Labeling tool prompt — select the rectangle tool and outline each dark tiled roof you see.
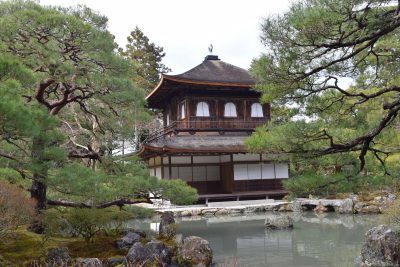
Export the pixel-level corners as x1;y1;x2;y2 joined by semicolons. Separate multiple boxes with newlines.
164;55;255;85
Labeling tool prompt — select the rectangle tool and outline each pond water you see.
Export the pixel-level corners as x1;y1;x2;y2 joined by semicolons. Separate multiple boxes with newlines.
132;212;379;267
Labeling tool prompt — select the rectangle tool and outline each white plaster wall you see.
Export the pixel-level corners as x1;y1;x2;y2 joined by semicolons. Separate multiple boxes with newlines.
234;164;248;180
262;164;275;179
275;163;289;178
171;156;191;164
193;156;220;164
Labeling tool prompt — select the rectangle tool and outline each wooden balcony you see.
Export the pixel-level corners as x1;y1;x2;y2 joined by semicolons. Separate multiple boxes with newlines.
145;116;267;142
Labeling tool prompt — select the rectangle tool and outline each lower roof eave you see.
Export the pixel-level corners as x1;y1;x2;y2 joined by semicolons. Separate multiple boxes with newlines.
137;144;248;159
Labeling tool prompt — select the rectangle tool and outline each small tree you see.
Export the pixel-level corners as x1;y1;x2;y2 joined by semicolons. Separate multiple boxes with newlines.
0;180;36;237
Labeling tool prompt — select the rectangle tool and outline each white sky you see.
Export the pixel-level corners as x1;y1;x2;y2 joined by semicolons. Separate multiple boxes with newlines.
38;0;291;74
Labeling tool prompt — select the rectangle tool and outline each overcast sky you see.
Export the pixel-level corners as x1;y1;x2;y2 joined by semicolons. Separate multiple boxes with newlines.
39;0;291;74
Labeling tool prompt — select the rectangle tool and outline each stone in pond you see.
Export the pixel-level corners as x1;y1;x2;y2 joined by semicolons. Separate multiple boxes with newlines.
159;211;176;238
265;215;293;229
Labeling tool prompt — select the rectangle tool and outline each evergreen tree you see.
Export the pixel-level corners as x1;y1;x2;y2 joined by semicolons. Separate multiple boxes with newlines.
0;1;197;232
120;26;171;90
249;0;400;175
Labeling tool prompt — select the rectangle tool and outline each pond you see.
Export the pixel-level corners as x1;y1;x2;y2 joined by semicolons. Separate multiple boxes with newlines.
132;212;379;267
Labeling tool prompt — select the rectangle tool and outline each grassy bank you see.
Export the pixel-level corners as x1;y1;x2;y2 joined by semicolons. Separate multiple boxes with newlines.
0;228;126;265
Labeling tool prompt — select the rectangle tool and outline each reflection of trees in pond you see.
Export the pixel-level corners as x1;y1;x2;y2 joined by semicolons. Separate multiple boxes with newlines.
175;212;377;267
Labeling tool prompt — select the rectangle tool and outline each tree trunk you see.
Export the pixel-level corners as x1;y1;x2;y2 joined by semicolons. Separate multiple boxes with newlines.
29;137;48;233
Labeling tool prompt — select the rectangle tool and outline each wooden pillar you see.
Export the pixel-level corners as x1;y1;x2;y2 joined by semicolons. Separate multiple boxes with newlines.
168;155;172;179
244;100;247;121
161;156;164;179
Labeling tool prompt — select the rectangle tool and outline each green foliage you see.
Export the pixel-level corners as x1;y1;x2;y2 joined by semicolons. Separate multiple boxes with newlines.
47;158;197;206
381;198;400;233
120;26;171;90
284;174;400;198
124;205;155;219
63;208;115;243
159;179;198;205
250;0;400;175
0;1;197;215
44;207;139;243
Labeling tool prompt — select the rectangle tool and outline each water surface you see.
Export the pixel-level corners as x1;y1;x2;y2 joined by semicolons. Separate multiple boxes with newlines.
134;212;378;267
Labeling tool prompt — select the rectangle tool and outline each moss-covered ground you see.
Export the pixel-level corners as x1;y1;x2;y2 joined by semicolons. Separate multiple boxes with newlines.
0;228;125;266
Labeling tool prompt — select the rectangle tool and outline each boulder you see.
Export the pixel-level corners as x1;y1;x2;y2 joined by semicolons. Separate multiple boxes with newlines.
47;247;71;267
360;205;381;214
126;240;173;266
103;257;126;267
201;209;218;216
338;198;354;214
265;215;293;229
388;193;396;201
279;203;293;212
313;204;328;213
126;242;152;265
360;225;400;266
146;240;172;264
178;236;213;266
355;202;366;212
133;230;147;238
292;200;302;212
180;210;192;217
159;211;176;238
116;232;141;250
214;208;229;216
75;258;102;267
175;234;183;247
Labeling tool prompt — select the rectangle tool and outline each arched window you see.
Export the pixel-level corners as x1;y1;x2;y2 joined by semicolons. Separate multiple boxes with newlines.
196;101;210;117
179;102;186;119
224;102;237;117
251;103;263;117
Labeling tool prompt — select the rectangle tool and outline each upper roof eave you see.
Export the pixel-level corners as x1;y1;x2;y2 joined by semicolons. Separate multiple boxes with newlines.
145;74;255;102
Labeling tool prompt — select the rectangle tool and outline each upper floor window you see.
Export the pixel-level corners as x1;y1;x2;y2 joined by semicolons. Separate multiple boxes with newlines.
251;103;263;118
179;102;186;119
224;102;237;117
196;101;210;117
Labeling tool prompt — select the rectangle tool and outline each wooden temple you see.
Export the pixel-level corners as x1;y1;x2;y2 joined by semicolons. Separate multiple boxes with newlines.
138;55;289;201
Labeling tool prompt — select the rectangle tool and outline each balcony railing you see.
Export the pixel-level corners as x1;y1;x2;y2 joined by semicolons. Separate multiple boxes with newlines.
144;116;267;143
176;116;266;130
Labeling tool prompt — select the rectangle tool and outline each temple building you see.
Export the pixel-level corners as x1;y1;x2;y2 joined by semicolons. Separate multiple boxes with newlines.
138;55;289;201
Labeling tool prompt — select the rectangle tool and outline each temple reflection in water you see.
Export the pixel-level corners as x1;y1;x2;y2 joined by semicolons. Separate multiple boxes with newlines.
172;213;377;267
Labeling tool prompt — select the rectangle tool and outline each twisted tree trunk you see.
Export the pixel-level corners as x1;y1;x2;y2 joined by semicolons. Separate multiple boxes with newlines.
28;137;48;233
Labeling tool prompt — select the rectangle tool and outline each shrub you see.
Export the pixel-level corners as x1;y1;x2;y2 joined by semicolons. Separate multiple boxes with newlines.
0;180;36;238
44;207;142;242
124;205;155;219
283;174;400;198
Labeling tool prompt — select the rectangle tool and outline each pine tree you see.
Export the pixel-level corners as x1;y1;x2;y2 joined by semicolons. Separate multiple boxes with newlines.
120;26;171;91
